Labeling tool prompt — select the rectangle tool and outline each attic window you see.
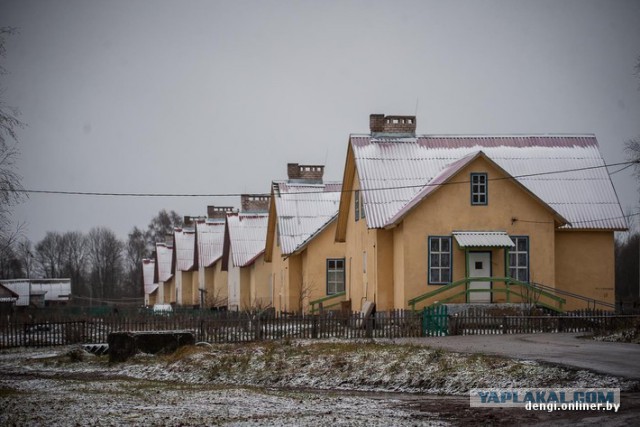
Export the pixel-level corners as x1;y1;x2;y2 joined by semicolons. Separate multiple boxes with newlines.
471;173;488;205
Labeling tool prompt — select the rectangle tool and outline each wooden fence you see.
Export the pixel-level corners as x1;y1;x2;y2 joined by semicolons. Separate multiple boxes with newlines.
0;310;422;348
1;309;638;349
449;311;640;335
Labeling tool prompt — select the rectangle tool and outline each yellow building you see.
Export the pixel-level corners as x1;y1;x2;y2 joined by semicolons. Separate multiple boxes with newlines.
264;163;345;314
196;206;234;309
222;195;271;311
154;241;175;304
172;225;198;307
142;258;158;306
335;114;626;312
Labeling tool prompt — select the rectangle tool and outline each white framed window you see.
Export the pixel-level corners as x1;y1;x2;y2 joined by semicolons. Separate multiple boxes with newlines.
471;173;488;205
326;258;345;295
428;236;452;284
509;236;529;282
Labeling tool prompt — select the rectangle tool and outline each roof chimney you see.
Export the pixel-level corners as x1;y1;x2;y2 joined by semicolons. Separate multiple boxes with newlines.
369;113;416;137
165;233;174;246
207;205;235;221
240;194;270;213
286;163;325;184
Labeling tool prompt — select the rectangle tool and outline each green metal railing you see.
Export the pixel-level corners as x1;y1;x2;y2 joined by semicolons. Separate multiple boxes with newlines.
309;291;346;314
407;277;566;312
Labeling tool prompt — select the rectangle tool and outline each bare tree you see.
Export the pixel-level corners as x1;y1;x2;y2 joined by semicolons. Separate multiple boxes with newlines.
0;240;22;278
205;287;227;309
615;231;640;306
87;227;124;300
145;209;183;248
626;56;640;199
61;231;89;297
626;137;640;192
125;226;147;298
15;237;34;278
35;231;66;278
297;280;316;314
0;27;26;254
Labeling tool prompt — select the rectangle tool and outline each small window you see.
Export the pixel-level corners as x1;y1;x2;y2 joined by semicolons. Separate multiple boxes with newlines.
509;236;529;282
471;173;488;205
355;190;365;221
428;236;452;285
327;258;345;295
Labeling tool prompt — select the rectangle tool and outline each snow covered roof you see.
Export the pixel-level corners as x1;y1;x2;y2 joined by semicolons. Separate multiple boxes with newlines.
196;219;225;268
272;181;342;256
349;135;626;230
452;231;516;248
154;243;173;282
174;228;196;271
225;213;268;267
142;259;158;295
0;279;71;306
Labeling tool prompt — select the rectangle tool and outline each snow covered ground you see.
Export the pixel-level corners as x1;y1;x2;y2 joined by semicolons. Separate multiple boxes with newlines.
1;340;639;426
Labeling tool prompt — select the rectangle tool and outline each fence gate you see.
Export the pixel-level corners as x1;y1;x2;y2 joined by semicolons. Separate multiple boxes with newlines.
422;306;448;336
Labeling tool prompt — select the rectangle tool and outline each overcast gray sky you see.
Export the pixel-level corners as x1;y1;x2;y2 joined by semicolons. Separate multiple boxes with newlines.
1;0;639;244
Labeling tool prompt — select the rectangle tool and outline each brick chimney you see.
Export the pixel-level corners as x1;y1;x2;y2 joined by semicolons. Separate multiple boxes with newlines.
286;163;325;183
165;233;174;246
369;113;416;137
207;206;235;221
182;216;206;228
240;194;270;213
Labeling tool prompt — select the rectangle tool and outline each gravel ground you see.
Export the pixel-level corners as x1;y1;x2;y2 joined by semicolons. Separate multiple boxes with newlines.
1;341;639;426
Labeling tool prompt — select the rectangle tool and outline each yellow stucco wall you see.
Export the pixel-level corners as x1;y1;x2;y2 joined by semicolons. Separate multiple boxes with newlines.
555;231;615;310
163;277;176;304
210;261;228;308
250;253;272;309
375;228;395;310
393;223;405;310
400;156;557;309
342;156;564;311
343;170;379;312
180;271;194;306
269;235;289;313
238;267;251;310
299;220;346;313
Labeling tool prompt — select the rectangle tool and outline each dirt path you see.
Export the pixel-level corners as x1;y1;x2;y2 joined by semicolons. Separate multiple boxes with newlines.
396;333;640;380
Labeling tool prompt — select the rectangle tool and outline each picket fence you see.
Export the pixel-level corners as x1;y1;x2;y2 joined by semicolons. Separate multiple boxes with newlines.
0;310;422;348
0;309;638;349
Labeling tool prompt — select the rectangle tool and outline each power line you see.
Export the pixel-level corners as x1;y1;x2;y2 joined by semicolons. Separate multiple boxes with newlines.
10;160;639;198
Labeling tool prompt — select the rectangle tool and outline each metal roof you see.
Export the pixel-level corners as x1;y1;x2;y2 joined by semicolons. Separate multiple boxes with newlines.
142;259;157;295
155;243;173;282
226;213;268;267
0;279;71;306
196;219;225;268
174;228;196;271
453;231;516;248
351;135;626;230
273;181;342;255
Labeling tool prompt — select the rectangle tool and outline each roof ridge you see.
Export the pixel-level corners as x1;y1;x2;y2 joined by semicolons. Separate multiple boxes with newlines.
351;133;596;138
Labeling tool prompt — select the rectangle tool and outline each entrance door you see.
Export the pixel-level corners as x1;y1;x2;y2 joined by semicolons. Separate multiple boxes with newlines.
468;252;491;303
